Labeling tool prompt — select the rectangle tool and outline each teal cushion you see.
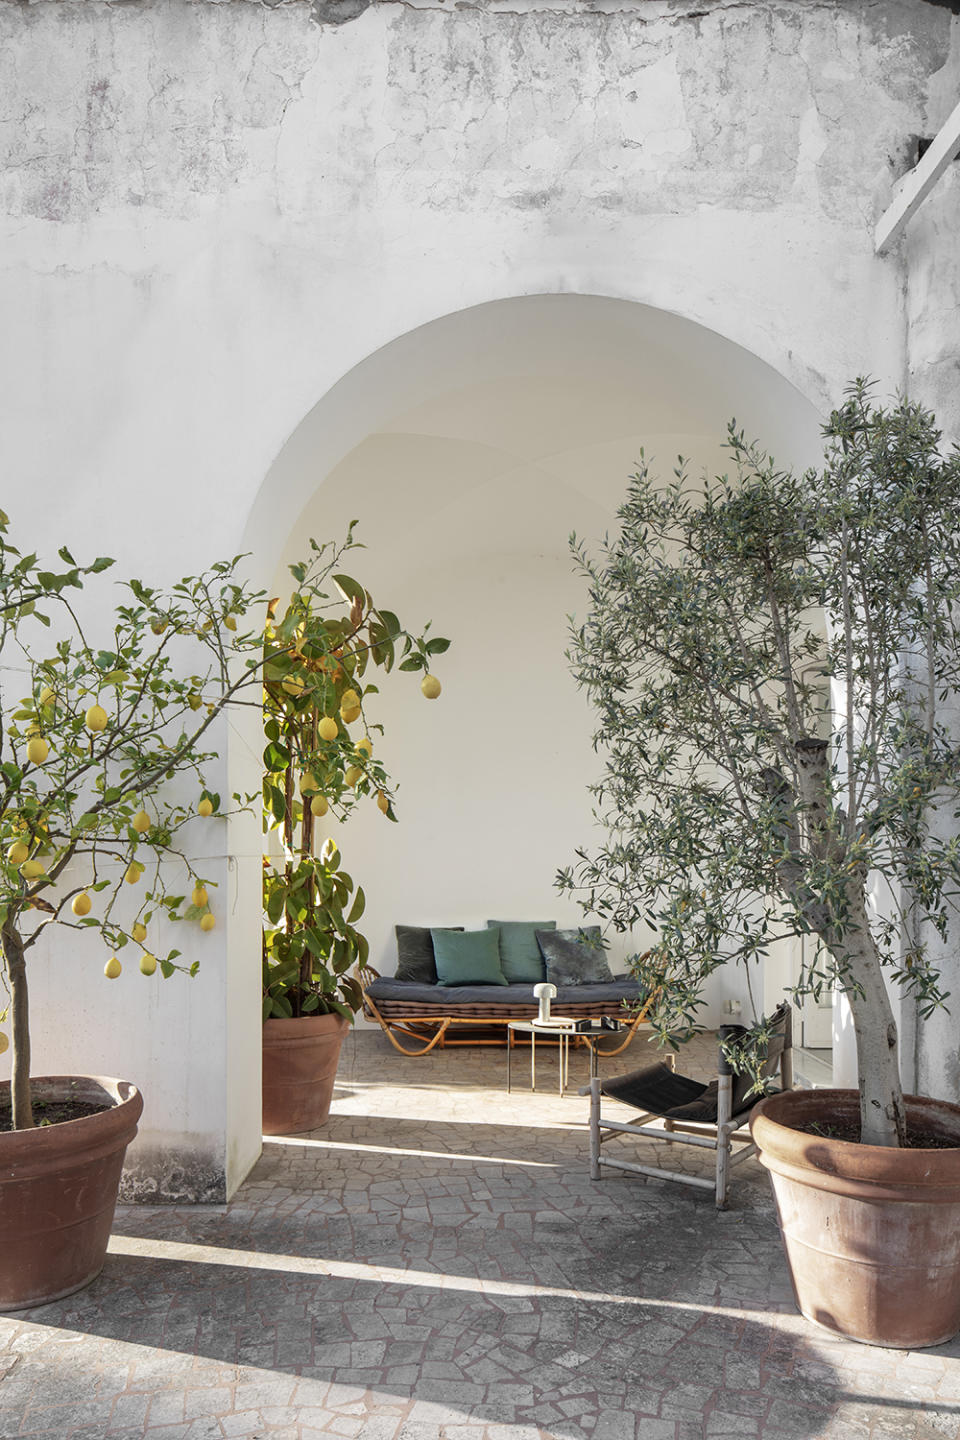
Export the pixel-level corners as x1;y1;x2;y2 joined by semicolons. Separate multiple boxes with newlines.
486;919;555;983
431;927;508;986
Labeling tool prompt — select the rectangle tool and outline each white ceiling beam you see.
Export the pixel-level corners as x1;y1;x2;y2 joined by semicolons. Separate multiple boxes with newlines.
875;96;960;254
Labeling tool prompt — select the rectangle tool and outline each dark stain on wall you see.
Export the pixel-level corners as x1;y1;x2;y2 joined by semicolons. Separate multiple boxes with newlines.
121;1148;227;1204
310;0;372;25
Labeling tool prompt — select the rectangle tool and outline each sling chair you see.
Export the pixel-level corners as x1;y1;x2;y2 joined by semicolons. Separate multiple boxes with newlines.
581;1002;793;1208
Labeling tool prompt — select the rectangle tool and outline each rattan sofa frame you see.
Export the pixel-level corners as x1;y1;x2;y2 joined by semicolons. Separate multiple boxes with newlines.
360;960;656;1058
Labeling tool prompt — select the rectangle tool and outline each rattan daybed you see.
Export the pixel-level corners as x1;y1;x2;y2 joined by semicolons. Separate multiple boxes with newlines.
360;966;654;1057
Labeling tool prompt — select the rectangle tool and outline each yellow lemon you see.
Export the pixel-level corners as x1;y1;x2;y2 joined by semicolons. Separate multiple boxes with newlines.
282;674;305;697
345;765;363;789
132;810;151;834
20;858;45;880
125;863;143;885
339;705;361;726
377;791;390;815
318;716;339;742
197;798;214;817
192;885;208;908
132;922;148;943
300;771;318;794
104;956;122;979
26;736;49;765
39;686;56;707
139;952;157;976
85;703;108;732
6;841;28;866
356;736;373;759
421;675;442;700
340;689;360;712
200;912;216;932
0;1031;7;1056
310;794;329;817
71;892;92;917
187;692;203;711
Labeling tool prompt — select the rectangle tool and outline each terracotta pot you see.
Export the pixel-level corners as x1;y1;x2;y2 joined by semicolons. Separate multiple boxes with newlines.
262;1012;349;1135
751;1088;960;1348
0;1075;143;1312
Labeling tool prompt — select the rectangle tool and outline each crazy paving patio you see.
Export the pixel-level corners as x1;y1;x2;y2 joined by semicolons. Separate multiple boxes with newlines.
1;1031;959;1440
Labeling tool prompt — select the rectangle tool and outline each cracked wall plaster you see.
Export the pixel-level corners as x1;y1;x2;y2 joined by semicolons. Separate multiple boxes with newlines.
0;1;951;225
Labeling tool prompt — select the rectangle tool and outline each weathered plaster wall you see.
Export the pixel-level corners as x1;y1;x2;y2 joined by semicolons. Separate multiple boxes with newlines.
900;48;960;1102
0;0;957;1192
1;0;943;563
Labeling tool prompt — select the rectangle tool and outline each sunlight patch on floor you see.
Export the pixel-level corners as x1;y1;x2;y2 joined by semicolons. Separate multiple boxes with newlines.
107;1234;802;1330
262;1135;560;1166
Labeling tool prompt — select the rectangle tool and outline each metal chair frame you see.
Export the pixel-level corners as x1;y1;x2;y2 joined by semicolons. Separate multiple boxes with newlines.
582;1006;793;1208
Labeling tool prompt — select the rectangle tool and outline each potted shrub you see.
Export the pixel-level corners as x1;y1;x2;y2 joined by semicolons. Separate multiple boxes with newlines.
0;513;443;1307
560;382;960;1347
260;545;448;1134
0;512;277;1308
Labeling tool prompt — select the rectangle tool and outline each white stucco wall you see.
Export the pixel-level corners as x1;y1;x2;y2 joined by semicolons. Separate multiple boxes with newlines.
900;67;960;1102
1;0;957;1194
267;294;822;1033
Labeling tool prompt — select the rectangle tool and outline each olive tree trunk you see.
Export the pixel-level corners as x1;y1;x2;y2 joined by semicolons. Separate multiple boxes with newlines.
824;896;906;1148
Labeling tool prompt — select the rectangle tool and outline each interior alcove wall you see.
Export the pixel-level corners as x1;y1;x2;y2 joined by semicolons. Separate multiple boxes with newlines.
253;295;824;1030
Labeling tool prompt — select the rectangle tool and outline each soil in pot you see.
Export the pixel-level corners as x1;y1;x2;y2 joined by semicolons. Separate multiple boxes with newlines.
1;1096;112;1130
796;1116;959;1147
751;1089;960;1349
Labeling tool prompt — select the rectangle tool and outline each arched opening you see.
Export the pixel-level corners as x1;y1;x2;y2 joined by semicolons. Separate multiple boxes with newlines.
234;294;827;1162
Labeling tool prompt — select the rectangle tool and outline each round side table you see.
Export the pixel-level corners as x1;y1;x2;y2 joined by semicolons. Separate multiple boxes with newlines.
506;1020;599;1096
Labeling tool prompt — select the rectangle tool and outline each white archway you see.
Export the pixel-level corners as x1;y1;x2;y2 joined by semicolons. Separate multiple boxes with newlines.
228;296;825;1121
244;295;824;582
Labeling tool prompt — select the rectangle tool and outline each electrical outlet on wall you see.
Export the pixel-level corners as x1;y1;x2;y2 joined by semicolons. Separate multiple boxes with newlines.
723;998;743;1016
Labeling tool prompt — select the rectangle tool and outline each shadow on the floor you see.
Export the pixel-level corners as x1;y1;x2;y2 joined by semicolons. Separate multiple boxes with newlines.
8;1249;885;1439
8;1024;960;1440
253;1111;773;1213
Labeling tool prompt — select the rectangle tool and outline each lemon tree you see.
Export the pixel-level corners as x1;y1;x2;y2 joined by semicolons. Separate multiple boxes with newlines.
0;512;446;1131
261;532;449;1022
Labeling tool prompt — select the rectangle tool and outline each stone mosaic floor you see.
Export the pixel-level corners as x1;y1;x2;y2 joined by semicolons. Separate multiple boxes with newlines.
2;1029;960;1440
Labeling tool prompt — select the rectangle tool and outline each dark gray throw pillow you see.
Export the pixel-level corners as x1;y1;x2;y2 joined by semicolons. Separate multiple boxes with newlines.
395;925;464;984
535;927;614;986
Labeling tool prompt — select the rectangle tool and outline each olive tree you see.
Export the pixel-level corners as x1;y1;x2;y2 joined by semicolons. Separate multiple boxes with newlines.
560;383;960;1147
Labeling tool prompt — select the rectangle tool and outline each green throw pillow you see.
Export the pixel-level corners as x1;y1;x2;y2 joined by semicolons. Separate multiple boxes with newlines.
432;927;508;986
486;919;556;983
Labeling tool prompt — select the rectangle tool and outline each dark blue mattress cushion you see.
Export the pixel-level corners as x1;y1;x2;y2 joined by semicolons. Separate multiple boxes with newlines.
366;977;644;1007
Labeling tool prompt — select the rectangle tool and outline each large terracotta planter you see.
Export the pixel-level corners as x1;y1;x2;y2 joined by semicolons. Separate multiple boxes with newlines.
262;1012;349;1135
751;1088;960;1348
0;1075;143;1312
